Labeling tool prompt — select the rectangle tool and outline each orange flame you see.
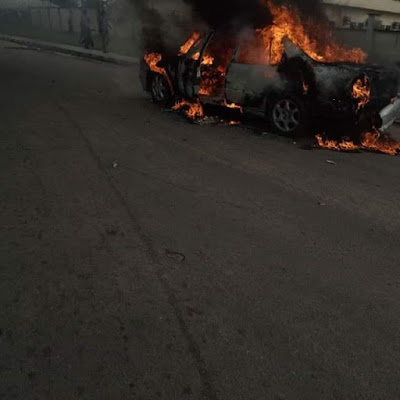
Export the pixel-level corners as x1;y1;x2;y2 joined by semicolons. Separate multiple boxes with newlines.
199;64;227;96
172;100;204;119
192;53;215;64
255;0;366;65
222;99;243;113
352;76;371;111
201;54;214;65
316;130;400;156
315;134;360;152
360;130;400;156
179;32;200;55
144;52;166;77
144;52;174;94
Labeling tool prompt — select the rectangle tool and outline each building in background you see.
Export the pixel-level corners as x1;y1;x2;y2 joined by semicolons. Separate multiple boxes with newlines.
0;0;52;7
323;0;400;31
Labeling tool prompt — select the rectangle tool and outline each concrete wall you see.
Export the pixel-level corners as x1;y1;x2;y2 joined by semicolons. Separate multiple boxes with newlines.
39;8;50;30
335;28;400;63
324;1;400;28
71;8;81;32
30;7;97;33
0;0;48;8
49;8;60;31
59;8;70;31
324;0;400;14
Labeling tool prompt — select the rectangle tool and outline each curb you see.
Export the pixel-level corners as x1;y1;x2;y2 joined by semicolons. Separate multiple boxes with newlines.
0;34;139;66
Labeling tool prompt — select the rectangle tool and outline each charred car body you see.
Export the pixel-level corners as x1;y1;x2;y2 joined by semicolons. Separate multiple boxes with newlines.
140;31;400;136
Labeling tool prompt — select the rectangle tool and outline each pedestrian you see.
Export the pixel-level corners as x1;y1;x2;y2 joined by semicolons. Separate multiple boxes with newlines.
98;6;111;53
80;8;94;50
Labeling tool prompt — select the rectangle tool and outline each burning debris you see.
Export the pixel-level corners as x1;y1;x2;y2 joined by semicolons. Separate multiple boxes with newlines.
172;100;204;119
316;130;400;156
140;0;400;156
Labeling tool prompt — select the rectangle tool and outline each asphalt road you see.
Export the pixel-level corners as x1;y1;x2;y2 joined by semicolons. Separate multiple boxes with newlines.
1;40;400;400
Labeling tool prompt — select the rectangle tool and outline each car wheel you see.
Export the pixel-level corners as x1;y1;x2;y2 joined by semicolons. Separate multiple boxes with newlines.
151;73;172;105
268;95;308;136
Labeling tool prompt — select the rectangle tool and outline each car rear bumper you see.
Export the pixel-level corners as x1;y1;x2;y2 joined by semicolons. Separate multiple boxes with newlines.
380;97;400;131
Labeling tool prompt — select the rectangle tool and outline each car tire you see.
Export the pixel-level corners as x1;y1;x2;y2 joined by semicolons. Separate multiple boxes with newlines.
268;94;308;137
150;73;172;106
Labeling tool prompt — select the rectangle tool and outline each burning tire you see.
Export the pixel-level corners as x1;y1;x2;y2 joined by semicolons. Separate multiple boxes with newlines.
268;94;308;136
150;73;172;106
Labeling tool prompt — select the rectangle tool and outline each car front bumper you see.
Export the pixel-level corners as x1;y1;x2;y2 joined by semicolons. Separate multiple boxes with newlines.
380;97;400;131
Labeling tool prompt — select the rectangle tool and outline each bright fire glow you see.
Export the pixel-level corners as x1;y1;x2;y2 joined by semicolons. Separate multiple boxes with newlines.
352;76;371;111
144;53;166;77
199;64;227;96
144;52;174;93
222;99;243;113
201;54;214;65
255;0;367;65
172;100;204;119
179;32;200;55
316;130;400;156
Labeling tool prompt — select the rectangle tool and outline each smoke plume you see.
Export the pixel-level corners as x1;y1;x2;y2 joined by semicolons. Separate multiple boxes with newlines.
182;0;272;30
126;0;194;54
183;0;328;31
130;0;330;53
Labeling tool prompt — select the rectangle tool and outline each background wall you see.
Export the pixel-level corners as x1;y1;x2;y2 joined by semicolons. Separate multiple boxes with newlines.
334;28;400;63
0;3;399;63
29;7;97;33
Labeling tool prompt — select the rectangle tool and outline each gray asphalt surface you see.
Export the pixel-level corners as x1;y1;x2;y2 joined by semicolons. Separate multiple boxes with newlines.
1;40;400;400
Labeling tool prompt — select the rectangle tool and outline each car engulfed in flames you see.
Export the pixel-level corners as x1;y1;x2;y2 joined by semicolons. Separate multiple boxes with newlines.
140;0;400;155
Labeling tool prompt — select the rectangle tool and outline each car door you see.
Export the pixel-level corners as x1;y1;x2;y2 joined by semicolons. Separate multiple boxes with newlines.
177;34;211;99
193;32;237;100
224;34;279;108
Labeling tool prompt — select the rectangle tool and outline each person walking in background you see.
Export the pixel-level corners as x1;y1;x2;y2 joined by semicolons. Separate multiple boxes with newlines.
80;8;94;50
98;5;111;53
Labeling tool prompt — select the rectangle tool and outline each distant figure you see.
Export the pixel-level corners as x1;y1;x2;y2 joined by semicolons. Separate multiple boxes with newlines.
98;7;111;53
80;9;94;49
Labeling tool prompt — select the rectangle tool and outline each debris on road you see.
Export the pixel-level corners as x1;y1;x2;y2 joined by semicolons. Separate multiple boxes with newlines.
326;160;336;166
165;249;186;262
112;160;119;168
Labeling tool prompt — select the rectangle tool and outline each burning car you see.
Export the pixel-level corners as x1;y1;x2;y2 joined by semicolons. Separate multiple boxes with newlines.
140;2;400;142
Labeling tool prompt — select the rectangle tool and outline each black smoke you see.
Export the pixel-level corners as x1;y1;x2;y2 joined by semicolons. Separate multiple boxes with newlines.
182;0;272;30
132;0;330;53
183;0;328;31
275;0;327;19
